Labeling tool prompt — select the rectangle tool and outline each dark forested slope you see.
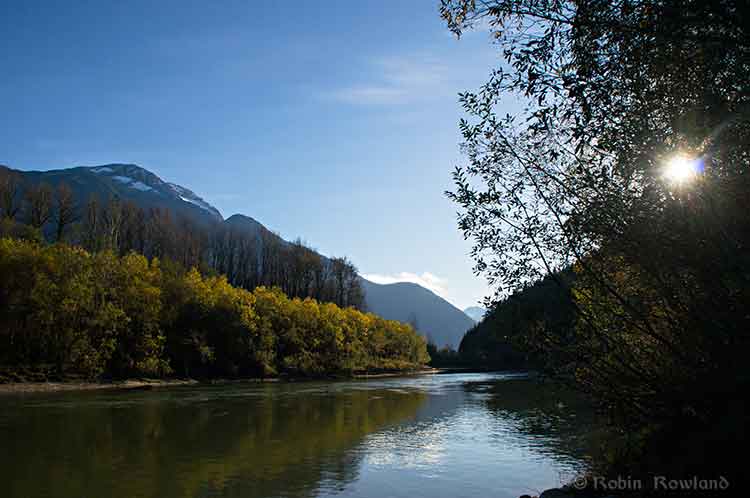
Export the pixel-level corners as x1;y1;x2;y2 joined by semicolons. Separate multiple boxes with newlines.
459;272;575;370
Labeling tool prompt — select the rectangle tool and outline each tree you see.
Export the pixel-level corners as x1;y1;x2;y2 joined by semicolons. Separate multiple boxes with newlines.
82;195;100;252
101;196;123;250
25;183;54;229
0;168;22;220
442;0;749;292
330;256;365;310
53;183;76;242
442;0;750;483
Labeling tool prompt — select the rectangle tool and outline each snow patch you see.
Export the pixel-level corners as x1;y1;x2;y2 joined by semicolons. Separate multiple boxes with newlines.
93;167;114;174
179;195;213;212
111;175;154;192
169;183;189;195
130;181;153;192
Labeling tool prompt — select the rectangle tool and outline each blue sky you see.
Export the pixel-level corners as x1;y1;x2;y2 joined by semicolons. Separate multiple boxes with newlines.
1;0;507;309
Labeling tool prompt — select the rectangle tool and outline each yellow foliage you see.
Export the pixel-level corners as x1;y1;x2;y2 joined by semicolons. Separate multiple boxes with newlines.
0;238;429;379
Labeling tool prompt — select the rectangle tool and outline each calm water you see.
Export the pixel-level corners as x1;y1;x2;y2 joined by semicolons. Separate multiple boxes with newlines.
0;373;598;498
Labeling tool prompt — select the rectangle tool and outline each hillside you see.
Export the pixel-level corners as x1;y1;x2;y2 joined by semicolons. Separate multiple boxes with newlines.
1;163;474;344
360;280;474;349
459;272;575;369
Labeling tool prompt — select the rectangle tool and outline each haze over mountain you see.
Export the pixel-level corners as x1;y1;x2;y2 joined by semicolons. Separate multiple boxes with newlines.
361;279;474;349
3;163;475;348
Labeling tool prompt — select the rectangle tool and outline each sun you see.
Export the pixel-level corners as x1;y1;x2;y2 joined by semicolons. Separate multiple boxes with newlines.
663;154;700;184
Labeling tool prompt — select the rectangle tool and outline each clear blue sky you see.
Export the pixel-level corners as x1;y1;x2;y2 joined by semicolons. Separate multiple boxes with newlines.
1;0;509;309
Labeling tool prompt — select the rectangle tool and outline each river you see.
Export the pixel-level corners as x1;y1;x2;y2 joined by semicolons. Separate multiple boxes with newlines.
0;373;598;498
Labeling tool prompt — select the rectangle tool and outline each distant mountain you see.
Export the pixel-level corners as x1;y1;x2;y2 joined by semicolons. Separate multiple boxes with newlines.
360;279;475;350
4;163;473;345
464;306;487;322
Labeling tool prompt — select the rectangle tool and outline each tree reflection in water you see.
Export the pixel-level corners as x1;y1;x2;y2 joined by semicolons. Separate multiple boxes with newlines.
0;375;599;498
0;383;426;498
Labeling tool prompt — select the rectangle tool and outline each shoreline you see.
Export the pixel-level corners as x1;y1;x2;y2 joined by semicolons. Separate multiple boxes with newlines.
352;367;439;379
0;368;443;395
0;378;201;395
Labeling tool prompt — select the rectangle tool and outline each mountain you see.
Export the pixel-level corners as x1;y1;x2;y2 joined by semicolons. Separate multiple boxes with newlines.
3;163;474;346
463;306;487;322
360;280;475;349
224;213;269;237
2;163;222;224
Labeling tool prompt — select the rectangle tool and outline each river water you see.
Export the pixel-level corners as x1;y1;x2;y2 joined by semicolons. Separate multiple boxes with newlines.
0;373;598;498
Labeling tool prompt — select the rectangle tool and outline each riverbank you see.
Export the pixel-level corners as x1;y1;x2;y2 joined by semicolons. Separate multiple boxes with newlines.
352;367;439;378
0;368;442;395
0;378;202;394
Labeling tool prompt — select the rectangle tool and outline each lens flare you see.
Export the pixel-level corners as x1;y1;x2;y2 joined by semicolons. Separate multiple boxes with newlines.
663;154;701;184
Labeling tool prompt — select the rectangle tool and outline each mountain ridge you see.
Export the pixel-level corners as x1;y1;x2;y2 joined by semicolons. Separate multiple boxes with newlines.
1;163;223;224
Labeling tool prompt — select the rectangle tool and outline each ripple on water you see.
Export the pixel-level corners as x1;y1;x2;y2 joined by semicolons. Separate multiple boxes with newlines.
0;373;595;498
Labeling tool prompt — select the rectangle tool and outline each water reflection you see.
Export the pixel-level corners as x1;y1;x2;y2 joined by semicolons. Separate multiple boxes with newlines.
468;376;600;464
0;374;596;498
1;384;426;498
341;374;596;498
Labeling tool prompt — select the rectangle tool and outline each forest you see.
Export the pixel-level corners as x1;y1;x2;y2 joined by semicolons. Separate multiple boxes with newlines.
0;169;365;310
0;237;429;381
0;176;429;381
457;271;575;371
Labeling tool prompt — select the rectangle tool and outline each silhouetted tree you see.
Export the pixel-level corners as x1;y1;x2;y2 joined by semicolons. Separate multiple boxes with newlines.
0;169;22;220
442;0;750;485
25;183;54;229
53;183;76;242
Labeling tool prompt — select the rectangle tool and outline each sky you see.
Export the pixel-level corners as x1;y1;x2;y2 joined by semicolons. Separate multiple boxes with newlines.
0;0;509;310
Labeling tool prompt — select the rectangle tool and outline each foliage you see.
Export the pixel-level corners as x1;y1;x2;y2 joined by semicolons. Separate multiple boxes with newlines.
441;0;750;487
458;270;575;370
1;384;427;498
425;343;463;368
0;238;428;380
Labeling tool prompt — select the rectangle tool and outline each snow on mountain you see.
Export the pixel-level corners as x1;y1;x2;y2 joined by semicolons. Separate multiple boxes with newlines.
130;181;154;192
167;182;217;214
111;175;155;192
78;164;222;220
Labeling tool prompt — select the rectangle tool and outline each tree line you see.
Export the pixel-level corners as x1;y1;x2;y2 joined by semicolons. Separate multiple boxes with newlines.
0;237;429;381
0;167;364;310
